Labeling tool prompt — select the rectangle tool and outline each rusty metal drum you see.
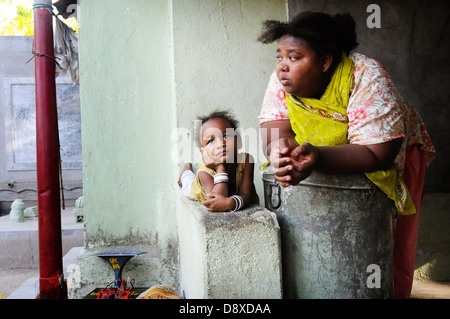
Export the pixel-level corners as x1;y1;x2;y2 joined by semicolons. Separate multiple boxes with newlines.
263;172;394;299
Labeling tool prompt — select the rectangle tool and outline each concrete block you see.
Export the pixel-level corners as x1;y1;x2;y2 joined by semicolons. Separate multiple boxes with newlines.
177;196;282;299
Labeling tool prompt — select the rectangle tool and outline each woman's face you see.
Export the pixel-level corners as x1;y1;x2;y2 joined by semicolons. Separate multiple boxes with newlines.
201;118;237;163
276;35;329;98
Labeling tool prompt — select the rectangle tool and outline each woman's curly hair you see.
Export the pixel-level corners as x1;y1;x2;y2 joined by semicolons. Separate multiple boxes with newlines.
258;11;358;70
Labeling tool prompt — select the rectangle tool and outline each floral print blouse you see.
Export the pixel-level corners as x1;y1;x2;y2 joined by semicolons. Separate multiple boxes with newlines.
259;52;436;176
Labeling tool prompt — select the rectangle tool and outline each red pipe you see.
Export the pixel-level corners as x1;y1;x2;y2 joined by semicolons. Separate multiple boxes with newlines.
33;1;65;299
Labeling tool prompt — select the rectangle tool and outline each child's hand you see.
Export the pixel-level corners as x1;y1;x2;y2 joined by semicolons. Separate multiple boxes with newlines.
202;148;225;172
202;193;234;212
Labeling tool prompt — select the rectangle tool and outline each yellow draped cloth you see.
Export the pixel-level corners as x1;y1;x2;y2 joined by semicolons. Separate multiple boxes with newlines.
285;52;415;215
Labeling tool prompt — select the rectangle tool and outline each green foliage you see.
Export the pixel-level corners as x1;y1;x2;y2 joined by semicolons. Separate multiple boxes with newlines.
17;5;33;18
0;0;34;35
0;0;78;36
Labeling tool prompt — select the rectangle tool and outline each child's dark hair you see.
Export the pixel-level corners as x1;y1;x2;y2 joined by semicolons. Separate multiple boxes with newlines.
194;110;240;148
258;11;358;71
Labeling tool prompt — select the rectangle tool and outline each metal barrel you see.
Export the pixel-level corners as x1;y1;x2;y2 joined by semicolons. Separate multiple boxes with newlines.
263;172;394;299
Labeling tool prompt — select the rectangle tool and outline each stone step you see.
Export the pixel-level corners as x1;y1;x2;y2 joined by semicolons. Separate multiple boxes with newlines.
0;207;84;269
6;246;83;299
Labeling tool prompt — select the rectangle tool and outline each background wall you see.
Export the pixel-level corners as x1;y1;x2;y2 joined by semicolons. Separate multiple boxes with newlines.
0;36;82;215
172;0;288;202
79;0;288;246
77;0;287;290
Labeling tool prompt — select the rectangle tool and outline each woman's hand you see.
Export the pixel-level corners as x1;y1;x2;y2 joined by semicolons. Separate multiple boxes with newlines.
273;143;320;186
269;137;299;184
261;120;303;185
202;193;234;212
269;137;297;168
269;137;300;186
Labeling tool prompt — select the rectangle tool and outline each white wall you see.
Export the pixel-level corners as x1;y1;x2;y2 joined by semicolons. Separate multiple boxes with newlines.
172;0;288;201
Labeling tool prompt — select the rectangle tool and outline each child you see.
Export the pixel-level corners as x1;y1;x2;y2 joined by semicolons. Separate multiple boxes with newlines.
178;111;259;212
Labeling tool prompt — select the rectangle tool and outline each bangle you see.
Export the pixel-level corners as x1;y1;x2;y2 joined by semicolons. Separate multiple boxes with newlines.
230;195;243;211
214;173;229;185
231;196;238;212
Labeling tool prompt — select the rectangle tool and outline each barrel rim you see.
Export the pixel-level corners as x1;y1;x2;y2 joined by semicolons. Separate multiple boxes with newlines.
262;171;375;190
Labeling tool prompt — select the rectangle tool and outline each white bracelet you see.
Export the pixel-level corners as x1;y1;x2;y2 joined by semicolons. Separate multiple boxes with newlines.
214;173;229;185
231;196;238;212
230;195;243;211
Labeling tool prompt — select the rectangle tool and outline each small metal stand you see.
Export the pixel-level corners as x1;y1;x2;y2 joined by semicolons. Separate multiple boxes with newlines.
93;250;145;287
85;250;147;299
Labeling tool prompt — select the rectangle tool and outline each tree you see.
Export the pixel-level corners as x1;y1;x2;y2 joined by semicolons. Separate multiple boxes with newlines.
0;0;34;35
0;0;78;36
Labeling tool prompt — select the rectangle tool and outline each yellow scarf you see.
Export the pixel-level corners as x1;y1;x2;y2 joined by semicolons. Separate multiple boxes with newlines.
286;52;353;147
285;52;415;215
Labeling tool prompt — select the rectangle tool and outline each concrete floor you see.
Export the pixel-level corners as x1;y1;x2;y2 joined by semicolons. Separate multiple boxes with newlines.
0;207;84;299
1;265;449;299
410;281;450;299
0;246;83;299
1;207;449;299
0;268;39;298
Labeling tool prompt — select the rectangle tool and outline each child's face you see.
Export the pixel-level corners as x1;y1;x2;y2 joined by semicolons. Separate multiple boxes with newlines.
201;118;237;163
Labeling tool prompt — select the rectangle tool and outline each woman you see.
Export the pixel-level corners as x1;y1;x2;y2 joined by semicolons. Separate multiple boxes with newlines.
258;11;435;298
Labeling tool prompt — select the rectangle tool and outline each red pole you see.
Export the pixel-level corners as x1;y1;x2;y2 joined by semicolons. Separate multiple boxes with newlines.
33;0;65;299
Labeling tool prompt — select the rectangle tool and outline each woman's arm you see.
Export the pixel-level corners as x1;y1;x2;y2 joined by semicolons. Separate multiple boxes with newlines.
318;138;404;173
261;118;403;186
275;138;404;186
260;119;297;159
